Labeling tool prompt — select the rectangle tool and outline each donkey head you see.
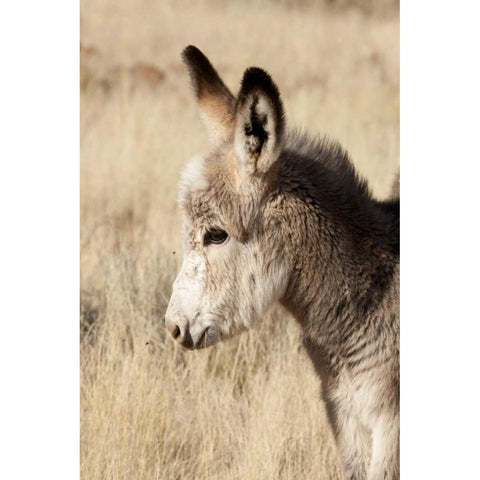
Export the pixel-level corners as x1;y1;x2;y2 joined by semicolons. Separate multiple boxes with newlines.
165;46;289;349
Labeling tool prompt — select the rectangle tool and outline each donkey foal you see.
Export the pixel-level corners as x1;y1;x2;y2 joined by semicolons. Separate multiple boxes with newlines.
165;46;399;480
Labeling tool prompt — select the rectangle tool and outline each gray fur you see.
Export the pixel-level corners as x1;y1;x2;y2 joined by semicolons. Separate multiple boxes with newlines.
278;132;399;480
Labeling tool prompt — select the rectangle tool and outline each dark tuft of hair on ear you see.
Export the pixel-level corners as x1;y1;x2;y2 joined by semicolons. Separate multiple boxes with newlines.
237;67;285;140
181;45;233;102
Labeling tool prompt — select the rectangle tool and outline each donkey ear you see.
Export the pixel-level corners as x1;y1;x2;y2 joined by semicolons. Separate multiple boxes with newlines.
182;46;235;145
234;67;285;176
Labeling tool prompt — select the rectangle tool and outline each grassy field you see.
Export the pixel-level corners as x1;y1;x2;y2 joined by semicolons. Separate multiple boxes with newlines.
80;1;398;478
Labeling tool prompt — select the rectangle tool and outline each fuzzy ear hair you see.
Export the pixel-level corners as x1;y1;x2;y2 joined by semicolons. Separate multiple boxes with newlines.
234;67;285;176
182;46;235;145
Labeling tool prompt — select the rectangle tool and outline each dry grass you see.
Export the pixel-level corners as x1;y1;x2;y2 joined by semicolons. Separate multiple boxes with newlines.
80;1;398;478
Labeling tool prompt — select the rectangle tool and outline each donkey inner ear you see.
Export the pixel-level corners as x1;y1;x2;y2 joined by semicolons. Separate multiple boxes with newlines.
182;46;235;145
234;67;285;176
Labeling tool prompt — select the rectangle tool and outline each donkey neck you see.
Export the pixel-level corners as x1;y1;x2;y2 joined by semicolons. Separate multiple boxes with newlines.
277;144;399;354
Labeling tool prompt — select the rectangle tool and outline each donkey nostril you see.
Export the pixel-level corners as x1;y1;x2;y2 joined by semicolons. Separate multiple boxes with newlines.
197;327;209;348
168;322;194;349
172;325;181;339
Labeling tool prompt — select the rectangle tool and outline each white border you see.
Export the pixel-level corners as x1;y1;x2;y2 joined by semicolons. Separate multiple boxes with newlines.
0;1;79;478
401;1;480;478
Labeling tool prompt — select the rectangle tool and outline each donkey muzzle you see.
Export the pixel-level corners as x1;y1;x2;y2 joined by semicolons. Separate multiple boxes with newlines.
165;310;220;349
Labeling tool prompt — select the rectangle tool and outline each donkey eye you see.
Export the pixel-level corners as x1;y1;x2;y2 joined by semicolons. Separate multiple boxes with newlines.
204;228;228;246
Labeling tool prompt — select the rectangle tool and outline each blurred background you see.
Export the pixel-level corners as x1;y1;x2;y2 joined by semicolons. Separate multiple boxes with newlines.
80;1;398;478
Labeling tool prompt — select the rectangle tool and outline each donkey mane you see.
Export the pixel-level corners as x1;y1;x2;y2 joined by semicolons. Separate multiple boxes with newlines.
281;129;399;257
285;129;371;201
